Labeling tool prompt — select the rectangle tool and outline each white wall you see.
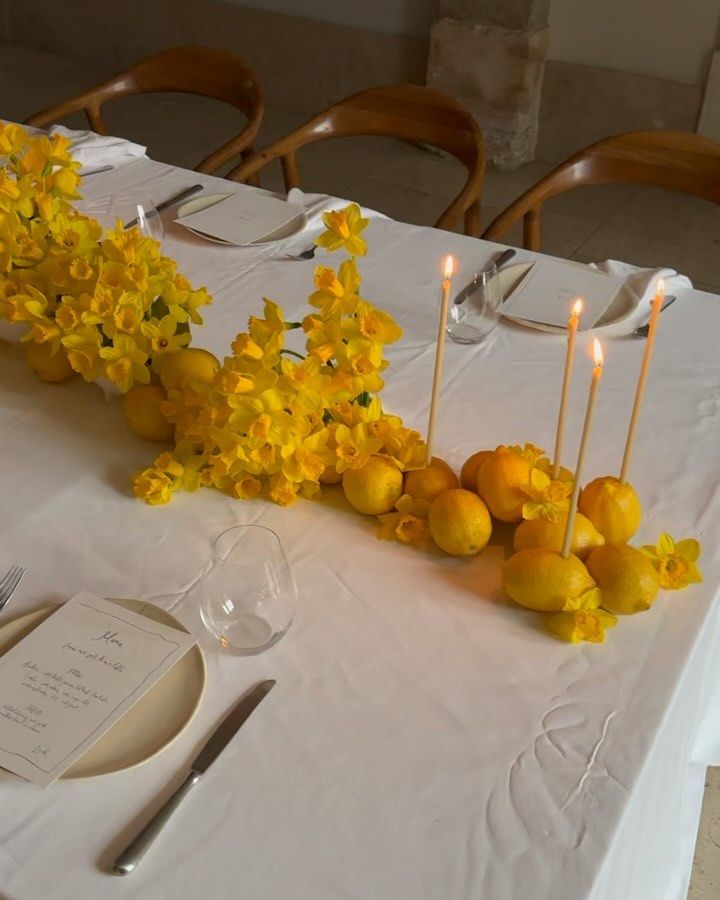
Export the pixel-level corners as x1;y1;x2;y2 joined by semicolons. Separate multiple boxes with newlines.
548;0;720;85
231;0;438;38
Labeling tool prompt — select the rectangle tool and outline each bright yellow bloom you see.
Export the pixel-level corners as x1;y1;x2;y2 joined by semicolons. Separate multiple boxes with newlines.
132;467;175;505
332;423;383;473
309;259;362;318
0;122;28;157
100;335;150;392
377;494;431;545
268;473;299;506
521;468;572;523
230;473;262;500
342;301;402;345
507;442;548;467
381;426;427;471
231;333;263;360
641;533;703;590
142;315;191;356
544;609;618;643
61;325;102;381
315;203;368;256
303;313;342;363
281;430;333;483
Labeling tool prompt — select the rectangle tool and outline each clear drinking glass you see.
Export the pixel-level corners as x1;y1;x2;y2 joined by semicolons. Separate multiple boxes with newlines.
80;193;164;244
198;525;297;655
446;261;502;344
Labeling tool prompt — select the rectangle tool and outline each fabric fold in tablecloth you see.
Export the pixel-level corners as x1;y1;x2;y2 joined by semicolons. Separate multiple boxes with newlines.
49;124;147;170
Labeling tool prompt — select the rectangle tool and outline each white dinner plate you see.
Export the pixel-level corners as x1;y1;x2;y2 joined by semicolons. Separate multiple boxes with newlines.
498;261;639;333
176;192;307;246
0;597;205;779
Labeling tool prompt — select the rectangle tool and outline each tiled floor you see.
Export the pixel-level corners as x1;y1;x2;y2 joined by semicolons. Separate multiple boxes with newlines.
3;54;720;898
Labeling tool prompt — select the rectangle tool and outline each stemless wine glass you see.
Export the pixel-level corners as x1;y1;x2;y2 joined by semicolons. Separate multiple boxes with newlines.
446;260;503;345
198;525;297;655
80;193;164;244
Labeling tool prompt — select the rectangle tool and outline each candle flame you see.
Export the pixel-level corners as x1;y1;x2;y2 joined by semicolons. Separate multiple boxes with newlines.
443;255;454;280
657;277;665;295
593;339;603;367
572;299;583;316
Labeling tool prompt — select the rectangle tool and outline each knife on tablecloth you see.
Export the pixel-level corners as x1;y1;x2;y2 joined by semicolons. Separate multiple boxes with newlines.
112;679;276;875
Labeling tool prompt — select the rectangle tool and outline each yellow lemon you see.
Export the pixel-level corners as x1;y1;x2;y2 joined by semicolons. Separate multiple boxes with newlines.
586;543;659;615
502;548;599;612
428;488;492;556
122;384;173;442
513;512;605;561
404;456;459;503
460;450;493;491
342;456;403;515
476;447;532;522
24;342;74;383
579;476;642;543
319;465;343;485
157;348;220;390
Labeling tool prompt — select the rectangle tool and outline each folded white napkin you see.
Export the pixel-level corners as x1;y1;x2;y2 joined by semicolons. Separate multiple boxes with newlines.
587;260;692;335
49;124;146;171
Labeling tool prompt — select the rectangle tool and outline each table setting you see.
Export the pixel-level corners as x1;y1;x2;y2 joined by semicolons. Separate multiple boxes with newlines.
0;120;718;900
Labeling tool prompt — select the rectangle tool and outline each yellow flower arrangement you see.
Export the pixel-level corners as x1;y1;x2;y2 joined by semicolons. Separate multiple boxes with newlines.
133;203;426;507
0;124;211;392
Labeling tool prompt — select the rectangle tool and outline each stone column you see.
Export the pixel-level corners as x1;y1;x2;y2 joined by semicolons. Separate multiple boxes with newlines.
427;0;550;169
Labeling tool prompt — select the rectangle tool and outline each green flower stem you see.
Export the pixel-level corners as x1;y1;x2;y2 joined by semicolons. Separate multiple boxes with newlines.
280;349;305;361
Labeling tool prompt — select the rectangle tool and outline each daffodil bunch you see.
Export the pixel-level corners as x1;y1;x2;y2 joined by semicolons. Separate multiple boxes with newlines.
134;203;427;506
0;123;211;391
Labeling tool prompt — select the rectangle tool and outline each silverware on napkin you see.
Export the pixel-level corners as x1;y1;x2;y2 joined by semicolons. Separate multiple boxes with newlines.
631;295;676;338
454;248;517;305
124;183;204;230
112;679;276;875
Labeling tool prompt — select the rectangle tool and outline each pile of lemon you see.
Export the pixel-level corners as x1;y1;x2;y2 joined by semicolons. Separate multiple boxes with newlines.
342;442;663;635
123;348;219;442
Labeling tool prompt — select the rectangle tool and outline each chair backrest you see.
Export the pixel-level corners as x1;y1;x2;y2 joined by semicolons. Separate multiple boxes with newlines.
226;84;485;235
25;46;264;174
482;130;720;250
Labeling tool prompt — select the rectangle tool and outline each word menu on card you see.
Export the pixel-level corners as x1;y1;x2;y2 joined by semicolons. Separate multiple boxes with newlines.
0;593;195;786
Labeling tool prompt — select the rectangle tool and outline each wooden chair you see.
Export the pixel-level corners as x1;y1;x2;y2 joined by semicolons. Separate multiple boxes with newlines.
226;84;485;236
483;130;720;251
25;46;264;176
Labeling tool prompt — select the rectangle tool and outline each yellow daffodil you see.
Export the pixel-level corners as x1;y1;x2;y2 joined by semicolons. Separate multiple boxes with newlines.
377;494;431;545
229;473;262;500
281;430;333;483
342;301;402;345
315;203;368;256
100;335;150;392
309;259;362;318
268;473;299;506
521;468;573;523
142;315;191;356
332;423;383;473
132;467;175;505
544;608;618;643
0;122;29;157
507;442;549;468
641;533;703;590
61;325;102;381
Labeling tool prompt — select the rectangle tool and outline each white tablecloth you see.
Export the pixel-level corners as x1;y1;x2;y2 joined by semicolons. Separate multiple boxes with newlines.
1;158;719;900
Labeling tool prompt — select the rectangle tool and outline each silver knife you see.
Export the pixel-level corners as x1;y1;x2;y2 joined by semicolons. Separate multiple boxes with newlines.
124;183;204;230
454;248;516;305
112;679;275;875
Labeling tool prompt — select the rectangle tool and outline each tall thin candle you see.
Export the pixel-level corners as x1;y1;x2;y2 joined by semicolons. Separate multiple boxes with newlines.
552;299;582;478
562;339;604;557
619;279;665;482
426;255;455;462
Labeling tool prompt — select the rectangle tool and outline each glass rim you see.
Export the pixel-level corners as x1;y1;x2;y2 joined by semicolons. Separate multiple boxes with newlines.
212;523;283;562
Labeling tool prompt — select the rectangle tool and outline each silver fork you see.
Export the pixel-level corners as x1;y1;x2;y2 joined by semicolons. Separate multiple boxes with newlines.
0;566;25;612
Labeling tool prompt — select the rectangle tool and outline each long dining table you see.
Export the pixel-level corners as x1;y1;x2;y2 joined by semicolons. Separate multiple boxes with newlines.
1;153;719;900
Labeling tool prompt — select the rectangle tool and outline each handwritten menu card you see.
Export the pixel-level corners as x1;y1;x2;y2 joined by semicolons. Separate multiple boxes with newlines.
503;259;623;329
0;593;196;787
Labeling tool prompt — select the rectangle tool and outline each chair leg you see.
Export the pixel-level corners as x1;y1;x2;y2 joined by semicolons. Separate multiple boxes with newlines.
464;203;481;237
240;146;261;188
523;209;540;251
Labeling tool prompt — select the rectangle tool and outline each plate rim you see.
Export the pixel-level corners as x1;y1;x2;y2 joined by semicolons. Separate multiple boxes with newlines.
497;260;639;333
176;191;307;247
0;598;206;779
